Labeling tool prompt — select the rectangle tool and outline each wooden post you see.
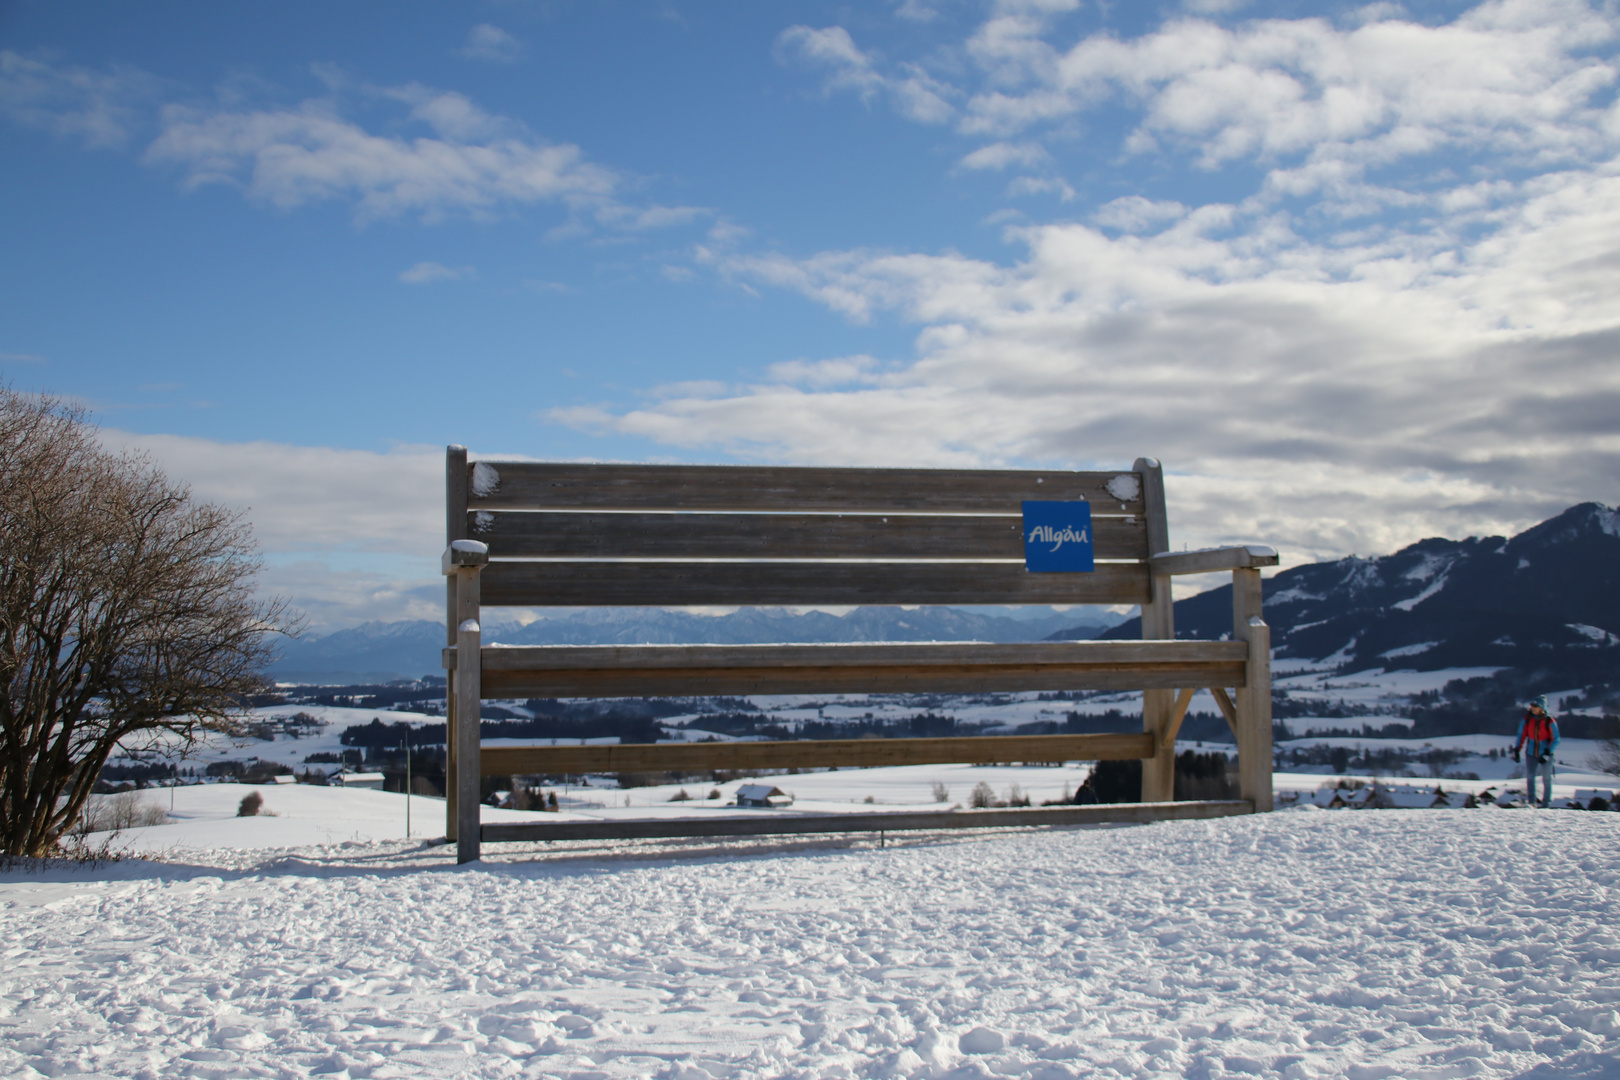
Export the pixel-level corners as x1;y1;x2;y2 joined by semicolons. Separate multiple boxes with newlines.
1134;457;1176;802
455;607;482;862
443;534;487;863
1232;568;1272;810
444;446;468;842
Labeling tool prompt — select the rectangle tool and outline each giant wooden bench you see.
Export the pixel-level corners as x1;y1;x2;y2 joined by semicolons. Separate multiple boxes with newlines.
441;449;1277;862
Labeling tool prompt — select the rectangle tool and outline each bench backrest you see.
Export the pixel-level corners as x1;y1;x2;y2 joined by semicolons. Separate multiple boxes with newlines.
446;451;1171;609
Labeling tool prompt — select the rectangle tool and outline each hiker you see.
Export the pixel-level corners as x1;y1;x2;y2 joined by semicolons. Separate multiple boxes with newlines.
1513;696;1561;808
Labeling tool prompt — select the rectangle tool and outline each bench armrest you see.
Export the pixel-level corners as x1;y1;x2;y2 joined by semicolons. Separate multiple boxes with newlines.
442;539;490;574
1150;545;1278;575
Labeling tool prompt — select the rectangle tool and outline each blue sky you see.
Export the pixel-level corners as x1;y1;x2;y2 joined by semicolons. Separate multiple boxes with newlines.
4;0;1619;629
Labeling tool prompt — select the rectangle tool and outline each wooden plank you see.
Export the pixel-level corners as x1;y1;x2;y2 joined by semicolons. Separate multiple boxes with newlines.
1234;567;1273;813
482;732;1156;776
1135;458;1175;803
481;662;1246;698
466;462;1146;514
454;584;483;863
469;510;1149;561
1151;545;1280;575
480;559;1149;608
443;446;468;844
1165;686;1197;747
447;445;469;544
480;799;1252;843
1210;686;1239;736
478;639;1248;671
467;640;1247;697
1236;616;1273;812
1135;457;1173;639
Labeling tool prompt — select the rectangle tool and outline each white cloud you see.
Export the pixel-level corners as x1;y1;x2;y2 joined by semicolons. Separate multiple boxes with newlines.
103;431;443;555
958;1;1620;188
457;24;525;64
398;261;474;284
896;0;940;23
775;25;957;124
767;354;883;388
561;155;1620;567
783;3;1620;220
0;49;161;148
958;140;1052;170
99;432;451;630
4;54;704;232
1005;175;1076;200
1092;195;1189;232
144;93;623;223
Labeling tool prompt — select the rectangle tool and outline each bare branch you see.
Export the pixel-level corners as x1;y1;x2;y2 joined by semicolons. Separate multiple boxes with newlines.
0;387;301;855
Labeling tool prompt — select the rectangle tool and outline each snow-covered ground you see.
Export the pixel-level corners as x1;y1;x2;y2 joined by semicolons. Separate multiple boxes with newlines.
118;660;1593;785
68;783;558;852
72;765;1108;856
6;804;1620;1079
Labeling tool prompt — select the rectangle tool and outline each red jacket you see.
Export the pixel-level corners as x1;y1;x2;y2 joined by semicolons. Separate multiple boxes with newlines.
1516;711;1560;751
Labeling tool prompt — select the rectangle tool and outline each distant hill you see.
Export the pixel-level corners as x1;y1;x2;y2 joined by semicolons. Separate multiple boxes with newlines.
1048;503;1620;711
268;605;1122;684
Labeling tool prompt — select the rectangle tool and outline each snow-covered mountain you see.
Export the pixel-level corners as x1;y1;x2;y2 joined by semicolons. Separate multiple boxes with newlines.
1078;502;1620;689
268;606;1120;684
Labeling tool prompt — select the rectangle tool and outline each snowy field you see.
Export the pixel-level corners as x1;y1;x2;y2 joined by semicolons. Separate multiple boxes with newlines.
5;806;1620;1080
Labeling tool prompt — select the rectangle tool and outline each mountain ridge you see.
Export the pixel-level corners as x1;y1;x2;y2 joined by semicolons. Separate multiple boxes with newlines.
268;605;1120;684
1067;502;1619;696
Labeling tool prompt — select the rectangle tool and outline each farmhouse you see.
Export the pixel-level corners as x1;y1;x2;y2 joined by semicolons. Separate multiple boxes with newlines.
735;784;793;808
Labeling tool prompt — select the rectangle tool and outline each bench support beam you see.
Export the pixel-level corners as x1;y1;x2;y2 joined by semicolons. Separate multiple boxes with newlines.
1234;569;1273;811
445;446;469;845
482;799;1252;844
455;596;482;862
1135;458;1179;803
444;530;489;863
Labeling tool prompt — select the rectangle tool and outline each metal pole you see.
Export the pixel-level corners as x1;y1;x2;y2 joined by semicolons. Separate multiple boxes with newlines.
403;735;411;839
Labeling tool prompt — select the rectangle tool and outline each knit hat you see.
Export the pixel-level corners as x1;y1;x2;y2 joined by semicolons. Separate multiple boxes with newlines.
1531;695;1549;711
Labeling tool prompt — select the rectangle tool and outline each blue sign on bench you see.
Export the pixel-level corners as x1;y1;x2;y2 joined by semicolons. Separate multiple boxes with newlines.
1022;501;1094;572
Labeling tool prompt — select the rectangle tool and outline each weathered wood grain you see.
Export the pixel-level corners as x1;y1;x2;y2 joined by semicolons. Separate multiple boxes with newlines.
457;639;1248;697
482;731;1155;776
454;582;482;865
477;640;1248;670
465;462;1146;514
468;510;1148;560
1151;546;1280;575
479;799;1252;843
479;559;1150;608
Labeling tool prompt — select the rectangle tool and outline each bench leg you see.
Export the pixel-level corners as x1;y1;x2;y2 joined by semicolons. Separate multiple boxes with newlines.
1235;618;1272;811
1141;688;1175;802
1233;568;1273;811
445;672;457;843
454;568;483;863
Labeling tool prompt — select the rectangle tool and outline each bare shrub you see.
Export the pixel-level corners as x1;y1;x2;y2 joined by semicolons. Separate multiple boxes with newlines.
931;781;949;803
237;792;263;817
1589;716;1620;776
79;791;170;833
0;388;297;856
969;781;995;809
669;788;691;802
509;786;546;811
1005;784;1030;807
